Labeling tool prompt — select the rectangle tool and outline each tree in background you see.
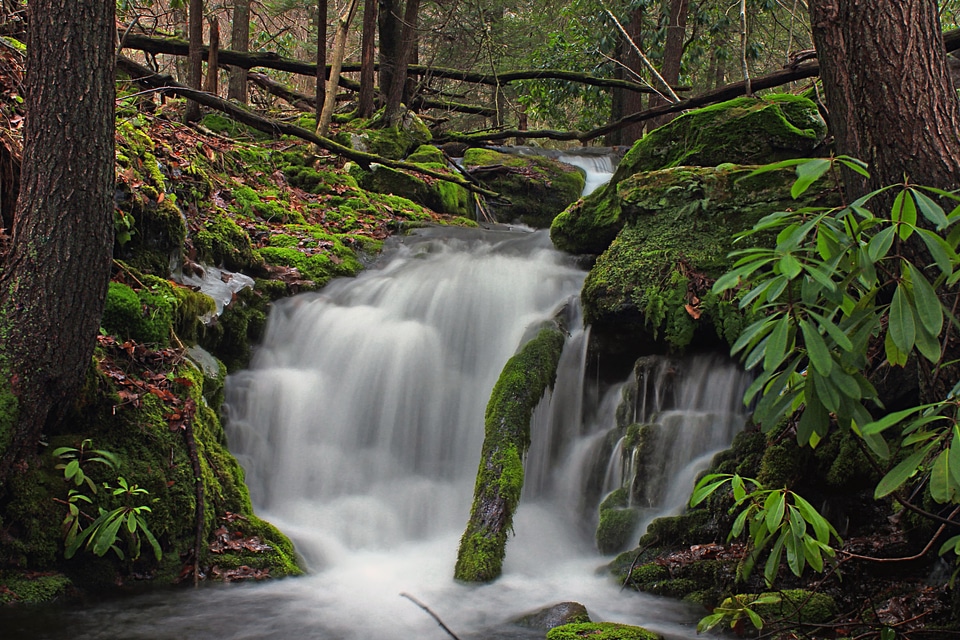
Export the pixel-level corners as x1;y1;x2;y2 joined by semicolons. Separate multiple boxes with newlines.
228;0;251;102
0;0;115;488
184;0;204;121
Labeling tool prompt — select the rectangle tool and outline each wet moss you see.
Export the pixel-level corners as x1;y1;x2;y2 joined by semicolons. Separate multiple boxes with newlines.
0;571;72;604
232;185;305;224
352;162;470;217
406;144;445;164
596;508;640;554
193;213;264;272
455;327;566;582
547;622;662;640
551;94;827;256
748;589;838;625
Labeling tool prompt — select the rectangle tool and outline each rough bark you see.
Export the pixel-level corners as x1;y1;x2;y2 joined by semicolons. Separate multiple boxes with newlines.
809;0;960;197
318;0;360;136
378;0;401;102
0;0;115;488
359;0;377;118
647;0;688;130
227;0;249;102
384;0;420;125
315;0;327;116
184;0;204;121
619;7;647;144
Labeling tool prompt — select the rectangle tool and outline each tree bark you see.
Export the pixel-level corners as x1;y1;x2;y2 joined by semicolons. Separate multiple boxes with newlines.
358;0;377;118
809;0;960;197
384;0;420;125
378;0;401;103
0;0;115;488
617;7;647;144
227;0;250;103
317;0;360;136
184;0;204;121
204;15;219;96
315;0;327;116
647;0;688;130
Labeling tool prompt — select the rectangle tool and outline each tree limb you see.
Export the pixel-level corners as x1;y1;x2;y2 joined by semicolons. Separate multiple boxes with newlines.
116;56;500;199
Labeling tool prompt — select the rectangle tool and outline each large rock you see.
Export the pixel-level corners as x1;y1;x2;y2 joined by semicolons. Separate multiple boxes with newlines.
463;148;585;228
334;106;432;160
514;602;591;630
551;94;827;255
581;165;837;352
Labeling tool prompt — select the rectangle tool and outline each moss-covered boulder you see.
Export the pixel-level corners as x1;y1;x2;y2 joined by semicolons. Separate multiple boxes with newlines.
351;162;470;217
193;213;265;273
551;94;827;255
455;327;566;583
580;165;837;352
335;107;432;160
463;148;585;228
547;622;662;640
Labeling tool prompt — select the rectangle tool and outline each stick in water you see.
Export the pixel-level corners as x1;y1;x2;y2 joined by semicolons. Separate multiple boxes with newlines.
400;593;462;640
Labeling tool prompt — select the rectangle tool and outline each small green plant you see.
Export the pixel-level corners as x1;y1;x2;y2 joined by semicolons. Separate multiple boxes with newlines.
54;440;161;562
696;592;782;634
690;473;840;586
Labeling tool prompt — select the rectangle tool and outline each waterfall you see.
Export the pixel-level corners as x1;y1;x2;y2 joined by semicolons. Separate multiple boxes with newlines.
557;152;616;196
6;228;721;640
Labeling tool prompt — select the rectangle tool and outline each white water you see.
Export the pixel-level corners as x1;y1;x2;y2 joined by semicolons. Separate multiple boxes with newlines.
1;228;735;640
557;153;616;196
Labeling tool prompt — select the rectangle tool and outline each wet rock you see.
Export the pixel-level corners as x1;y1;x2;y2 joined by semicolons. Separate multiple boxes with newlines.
513;601;591;630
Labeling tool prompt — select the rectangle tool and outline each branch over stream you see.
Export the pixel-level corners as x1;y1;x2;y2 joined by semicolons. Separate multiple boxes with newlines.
116;56;500;199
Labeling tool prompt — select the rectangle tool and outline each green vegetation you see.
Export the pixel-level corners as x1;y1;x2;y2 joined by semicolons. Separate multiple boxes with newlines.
547;622;662;640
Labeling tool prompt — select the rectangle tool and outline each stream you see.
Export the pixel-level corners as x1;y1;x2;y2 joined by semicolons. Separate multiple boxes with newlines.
0;156;748;640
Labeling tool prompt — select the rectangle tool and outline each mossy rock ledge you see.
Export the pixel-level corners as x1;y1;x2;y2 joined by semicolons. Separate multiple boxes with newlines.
454;326;566;582
550;94;828;255
581;164;838;353
463;148;585;228
547;622;662;640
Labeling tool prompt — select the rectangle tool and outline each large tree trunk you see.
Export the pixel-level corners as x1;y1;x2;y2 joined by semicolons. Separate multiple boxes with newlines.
227;0;250;103
647;0;688;129
383;0;419;125
358;0;377;118
618;6;647;145
184;0;204;121
315;0;327;116
809;0;960;197
317;0;360;136
204;15;220;95
808;0;960;404
0;0;115;488
378;0;401;103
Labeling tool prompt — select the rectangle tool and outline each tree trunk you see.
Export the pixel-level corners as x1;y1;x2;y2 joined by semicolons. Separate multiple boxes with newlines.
358;0;377;118
204;15;219;95
227;0;250;103
647;0;688;129
378;0;401;103
0;0;115;489
619;6;647;144
317;0;360;136
315;0;327;116
184;0;204;121
383;0;420;125
809;0;960;197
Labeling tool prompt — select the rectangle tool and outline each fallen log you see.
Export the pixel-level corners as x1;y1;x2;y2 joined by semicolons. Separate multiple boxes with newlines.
119;33;678;95
116;56;500;199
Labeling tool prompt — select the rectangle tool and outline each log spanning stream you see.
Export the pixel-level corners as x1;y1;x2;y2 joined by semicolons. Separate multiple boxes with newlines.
2;160;749;640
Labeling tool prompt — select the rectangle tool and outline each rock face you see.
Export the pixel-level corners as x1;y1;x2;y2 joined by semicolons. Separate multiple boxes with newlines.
550;94;827;255
334;106;432;160
581;165;838;351
463;148;585;228
513;602;591;630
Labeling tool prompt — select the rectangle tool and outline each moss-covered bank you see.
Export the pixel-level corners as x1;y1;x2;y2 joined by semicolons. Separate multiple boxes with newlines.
454;327;566;582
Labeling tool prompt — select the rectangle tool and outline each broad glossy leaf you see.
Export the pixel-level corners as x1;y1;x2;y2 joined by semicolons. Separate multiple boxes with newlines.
911;188;950;229
764;534;786;586
797;390;828;447
939;533;960;556
779;253;803;279
792;158;832;198
765;490;786;532
874;441;937;499
764;315;792;372
888;284;916;354
867;226;896;263
905;262;943;337
916;228;957;277
732;317;777;355
930;449;959;504
951;425;960;488
892;189;918;240
884;331;909;367
862;405;925;435
800;319;833;376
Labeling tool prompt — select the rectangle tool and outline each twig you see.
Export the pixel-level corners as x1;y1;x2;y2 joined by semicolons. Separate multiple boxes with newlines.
603;6;679;103
740;0;751;96
620;538;658;591
400;593;462;640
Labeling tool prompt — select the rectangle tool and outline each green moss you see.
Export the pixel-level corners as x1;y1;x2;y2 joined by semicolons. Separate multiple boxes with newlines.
201;113;272;141
102;281;170;345
0;376;18;461
600;487;630;511
406;144;445;164
596;508;640;554
258;242;362;287
335;109;432;160
547;622;662;640
463;149;584;228
551;95;827;256
231;185;304;224
580;165;837;351
199;286;269;372
455;327;566;582
193;213;264;272
353;163;470;216
0;571;72;604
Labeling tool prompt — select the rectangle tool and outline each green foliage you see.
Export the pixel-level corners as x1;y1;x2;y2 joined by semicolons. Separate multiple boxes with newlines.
691;473;840;586
714;155;960;582
697;592;783;634
53;441;161;563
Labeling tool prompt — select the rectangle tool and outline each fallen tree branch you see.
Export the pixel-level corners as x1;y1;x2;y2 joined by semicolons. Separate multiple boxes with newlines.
116;56;500;199
400;593;462;640
119;33;680;95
